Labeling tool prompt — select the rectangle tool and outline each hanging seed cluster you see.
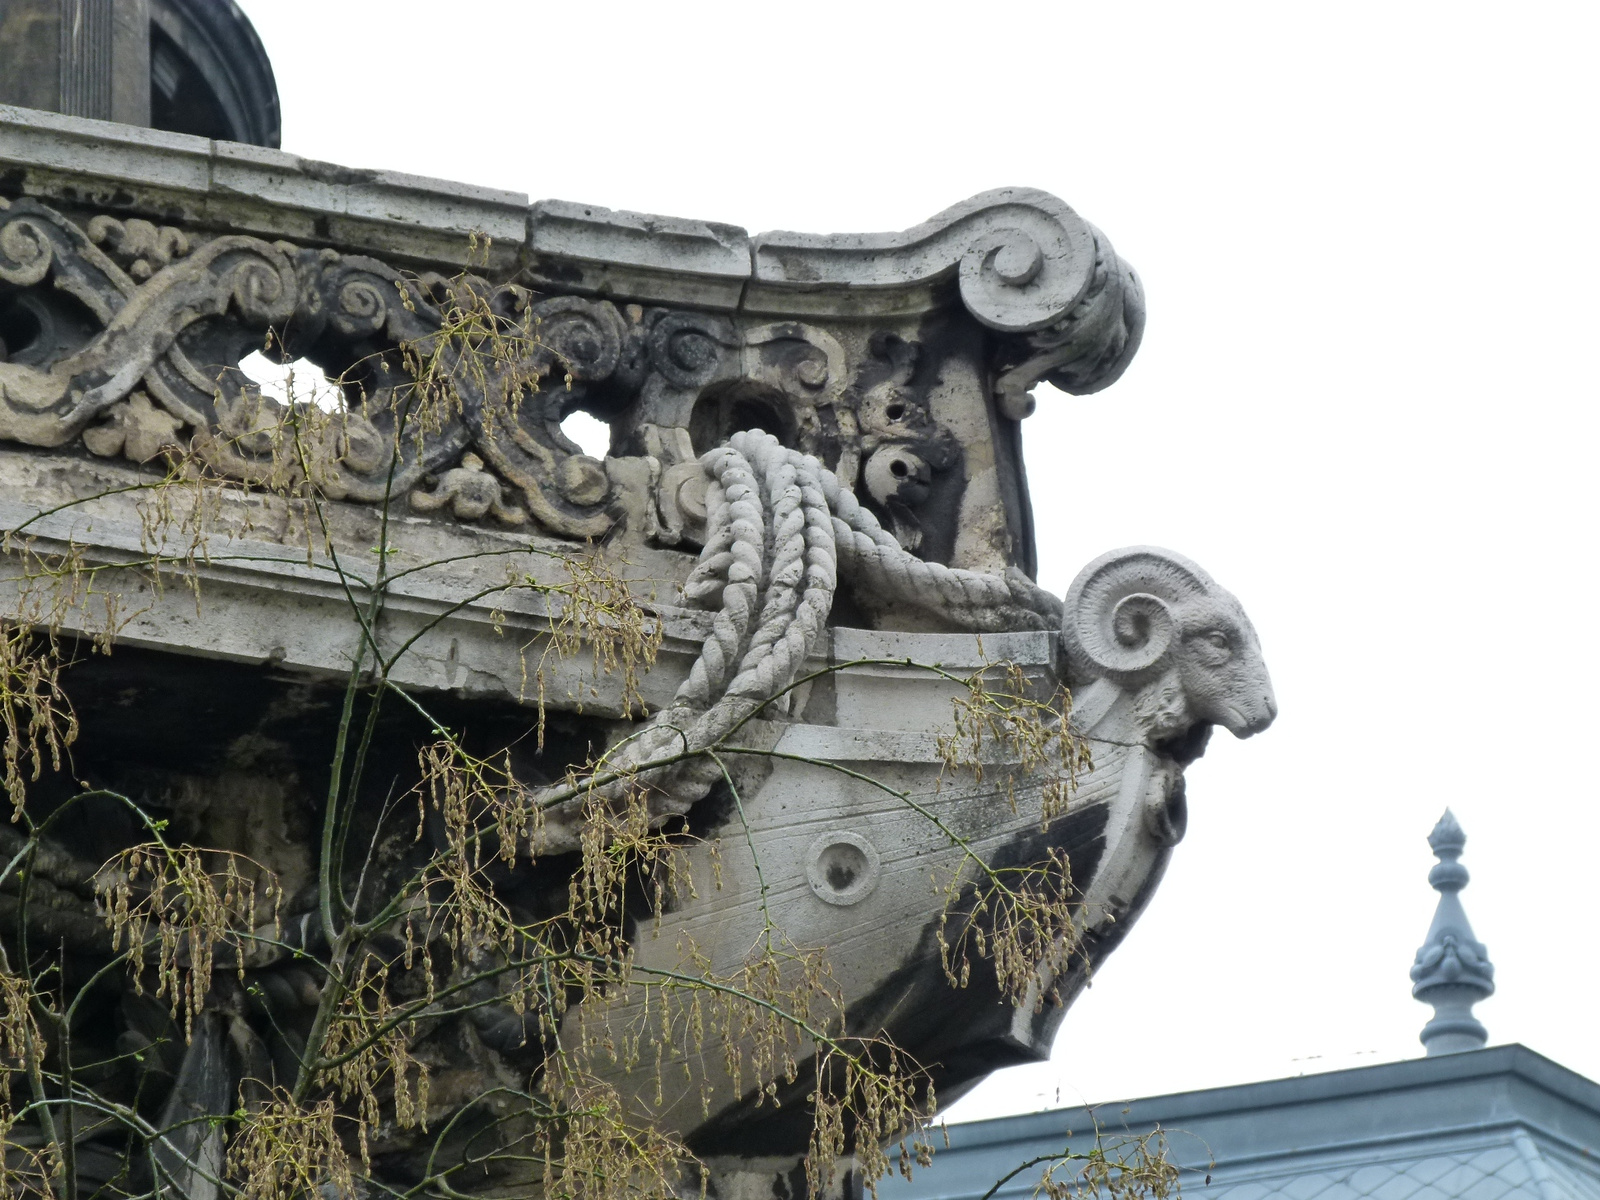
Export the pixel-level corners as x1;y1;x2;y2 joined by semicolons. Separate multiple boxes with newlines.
97;844;282;1040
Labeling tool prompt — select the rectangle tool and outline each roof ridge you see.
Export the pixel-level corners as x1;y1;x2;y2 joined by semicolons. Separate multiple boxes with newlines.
1513;1130;1580;1200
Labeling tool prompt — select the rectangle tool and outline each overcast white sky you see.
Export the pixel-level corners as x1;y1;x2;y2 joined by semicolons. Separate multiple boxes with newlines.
241;1;1600;1116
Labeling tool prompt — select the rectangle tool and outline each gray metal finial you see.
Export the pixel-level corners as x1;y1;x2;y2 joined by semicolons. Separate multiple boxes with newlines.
1410;809;1495;1055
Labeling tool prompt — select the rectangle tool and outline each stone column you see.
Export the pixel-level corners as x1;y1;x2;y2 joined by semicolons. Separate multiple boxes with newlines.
0;0;151;125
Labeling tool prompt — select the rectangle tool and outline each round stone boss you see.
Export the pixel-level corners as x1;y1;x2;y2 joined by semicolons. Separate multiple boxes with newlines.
805;831;882;907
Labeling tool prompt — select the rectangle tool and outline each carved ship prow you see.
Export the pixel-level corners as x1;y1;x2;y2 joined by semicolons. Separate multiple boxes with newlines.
0;107;1279;1196
577;538;1276;1162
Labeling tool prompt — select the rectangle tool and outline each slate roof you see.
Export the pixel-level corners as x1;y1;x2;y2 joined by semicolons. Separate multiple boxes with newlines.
883;1047;1600;1200
1204;1131;1600;1200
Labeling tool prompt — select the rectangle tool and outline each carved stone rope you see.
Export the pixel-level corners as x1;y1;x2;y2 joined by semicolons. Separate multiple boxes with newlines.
531;430;1060;853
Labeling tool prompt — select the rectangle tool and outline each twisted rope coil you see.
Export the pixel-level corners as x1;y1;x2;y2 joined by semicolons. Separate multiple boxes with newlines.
531;430;1059;852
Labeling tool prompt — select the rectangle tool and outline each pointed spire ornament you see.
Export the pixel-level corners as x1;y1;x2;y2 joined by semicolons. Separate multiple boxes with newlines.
1410;809;1495;1055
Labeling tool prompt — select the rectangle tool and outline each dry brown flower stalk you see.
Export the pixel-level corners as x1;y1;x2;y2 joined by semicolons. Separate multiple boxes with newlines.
97;844;282;1040
226;1092;356;1200
0;625;76;821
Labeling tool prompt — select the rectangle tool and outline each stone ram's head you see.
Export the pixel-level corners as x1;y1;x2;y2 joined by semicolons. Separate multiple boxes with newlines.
1061;546;1277;739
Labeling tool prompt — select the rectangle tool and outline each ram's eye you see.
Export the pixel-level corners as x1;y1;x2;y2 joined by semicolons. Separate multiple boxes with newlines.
1192;630;1233;663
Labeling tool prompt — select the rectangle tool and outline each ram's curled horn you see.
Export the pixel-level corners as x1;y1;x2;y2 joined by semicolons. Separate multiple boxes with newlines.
1062;546;1215;681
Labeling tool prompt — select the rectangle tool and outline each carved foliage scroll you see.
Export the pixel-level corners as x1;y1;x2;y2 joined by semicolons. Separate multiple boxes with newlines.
0;198;618;538
0;197;979;556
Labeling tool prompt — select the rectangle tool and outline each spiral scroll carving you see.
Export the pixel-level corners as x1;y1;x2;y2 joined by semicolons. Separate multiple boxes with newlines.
0;214;53;288
221;243;299;328
332;275;389;338
0;192;1136;550
0;200;625;537
991;223;1146;419
648;311;736;389
958;214;1097;333
529;296;625;382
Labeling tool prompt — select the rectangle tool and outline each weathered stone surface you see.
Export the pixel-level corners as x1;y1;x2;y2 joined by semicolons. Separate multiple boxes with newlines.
751;187;1100;328
0;178;1136;575
0;105;529;273
0;110;1272;1198
0;450;710;715
0;0;279;145
0;108;1141;368
527;198;752;309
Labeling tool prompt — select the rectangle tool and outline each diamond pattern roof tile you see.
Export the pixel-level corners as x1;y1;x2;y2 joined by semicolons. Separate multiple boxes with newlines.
1545;1156;1600;1200
1284;1175;1343;1200
1213;1142;1547;1200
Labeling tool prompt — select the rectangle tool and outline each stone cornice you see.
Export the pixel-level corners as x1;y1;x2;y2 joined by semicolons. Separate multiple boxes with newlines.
749;188;1102;332
0;105;531;272
0;106;1120;332
0;105;1144;572
523;198;751;310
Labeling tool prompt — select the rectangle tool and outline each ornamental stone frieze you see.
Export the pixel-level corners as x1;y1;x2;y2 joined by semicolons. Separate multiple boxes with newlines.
0;107;1142;571
0;102;1271;1199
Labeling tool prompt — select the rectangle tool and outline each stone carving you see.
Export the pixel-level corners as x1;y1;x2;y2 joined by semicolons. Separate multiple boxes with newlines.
0;116;1271;1200
86;215;193;280
1061;547;1278;747
530;429;1064;856
408;452;528;525
740;321;858;475
565;532;1275;1183
855;333;960;551
806;832;882;907
992;226;1146;420
0;197;615;536
0;193;1140;563
983;546;1277;1067
751;187;1144;420
81;390;185;462
751;188;1107;332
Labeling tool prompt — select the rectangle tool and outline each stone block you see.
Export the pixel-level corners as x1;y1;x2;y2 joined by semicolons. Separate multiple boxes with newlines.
0;103;211;196
526;198;751;308
208;142;526;269
830;626;1056;734
752;187;1101;333
207;140;343;214
340;165;527;248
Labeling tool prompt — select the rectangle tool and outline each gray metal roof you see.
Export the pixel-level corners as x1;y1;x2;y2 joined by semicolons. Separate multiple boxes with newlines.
882;1047;1600;1200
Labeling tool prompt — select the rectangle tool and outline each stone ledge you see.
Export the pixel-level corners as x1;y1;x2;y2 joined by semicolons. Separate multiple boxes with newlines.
525;199;751;309
0;104;529;273
749;188;1102;332
0;106;1123;330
